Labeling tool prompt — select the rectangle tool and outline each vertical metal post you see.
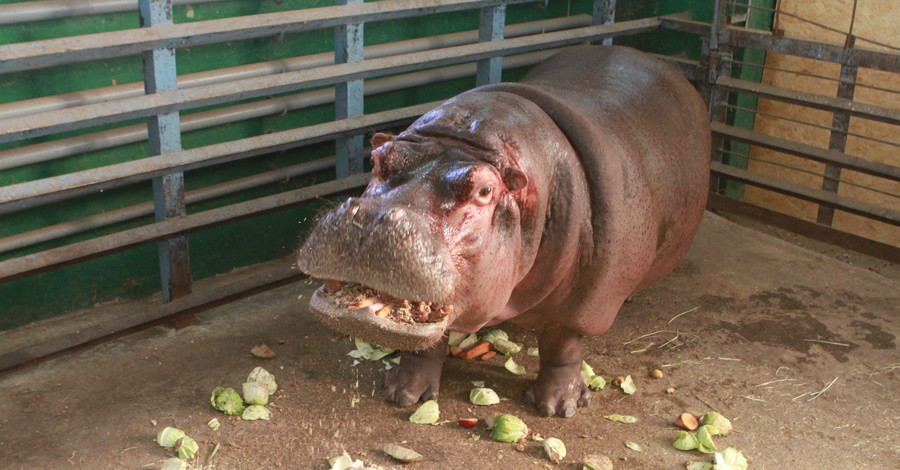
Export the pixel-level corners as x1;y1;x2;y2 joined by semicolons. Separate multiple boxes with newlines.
476;4;506;86
816;62;858;225
140;0;192;303
592;0;616;46
335;0;365;178
706;0;732;193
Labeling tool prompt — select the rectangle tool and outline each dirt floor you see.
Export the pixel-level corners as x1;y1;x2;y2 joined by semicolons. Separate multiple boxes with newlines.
0;212;897;470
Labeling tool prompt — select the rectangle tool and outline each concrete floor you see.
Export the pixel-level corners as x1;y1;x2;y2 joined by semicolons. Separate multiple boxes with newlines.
0;212;897;469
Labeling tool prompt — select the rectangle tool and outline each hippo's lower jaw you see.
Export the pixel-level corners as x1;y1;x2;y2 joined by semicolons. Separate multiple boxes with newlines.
308;281;453;351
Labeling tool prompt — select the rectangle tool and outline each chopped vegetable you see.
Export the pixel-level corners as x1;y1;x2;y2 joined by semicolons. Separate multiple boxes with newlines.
458;418;478;428
676;412;700;431
470;387;501;406
582;453;614;470
714;448;748;470
242;381;269;406
247;367;278;395
697;425;718;454
504;356;526;375
384;443;423;463
459;341;492;360
348;338;394;361
250;342;276;358
409;400;440;424
491;414;529;442
701;412;733;436
527;347;540;356
625;441;643;452
603;414;639;423
457;333;479;350
210;387;245;416
242;405;271;421
207;418;220;431
581;361;606;390
448;331;468;347
160;458;187;470
686;462;714;470
156;427;186;448
673;430;700;451
620;375;636;395
542;437;566;463
175;436;199;461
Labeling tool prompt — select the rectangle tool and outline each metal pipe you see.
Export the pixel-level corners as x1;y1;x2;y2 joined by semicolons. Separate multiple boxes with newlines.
0;49;559;253
0;0;227;25
0;16;590;120
0;17;664;144
0;49;558;171
0;0;538;74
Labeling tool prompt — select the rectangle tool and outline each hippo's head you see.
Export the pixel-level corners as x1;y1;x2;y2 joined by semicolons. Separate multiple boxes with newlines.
297;94;537;351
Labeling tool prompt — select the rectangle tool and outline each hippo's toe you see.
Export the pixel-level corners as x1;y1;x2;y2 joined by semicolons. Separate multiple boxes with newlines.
382;341;447;406
525;363;591;418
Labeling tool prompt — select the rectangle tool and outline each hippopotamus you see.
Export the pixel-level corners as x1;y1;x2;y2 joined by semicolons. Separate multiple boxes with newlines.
297;45;710;417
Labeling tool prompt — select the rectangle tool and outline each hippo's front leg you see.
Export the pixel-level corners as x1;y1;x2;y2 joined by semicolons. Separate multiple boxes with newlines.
383;335;448;406
525;323;590;417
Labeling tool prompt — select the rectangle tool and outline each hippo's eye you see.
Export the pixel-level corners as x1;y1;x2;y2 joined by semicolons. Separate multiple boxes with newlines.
473;185;493;205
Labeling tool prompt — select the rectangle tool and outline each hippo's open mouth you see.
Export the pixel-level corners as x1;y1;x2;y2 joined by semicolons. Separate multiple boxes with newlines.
308;279;454;351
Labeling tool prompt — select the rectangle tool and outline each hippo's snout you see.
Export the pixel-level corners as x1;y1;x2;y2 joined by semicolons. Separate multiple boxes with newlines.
297;198;457;303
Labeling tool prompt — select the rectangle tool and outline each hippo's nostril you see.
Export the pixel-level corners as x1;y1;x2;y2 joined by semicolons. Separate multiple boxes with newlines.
388;208;406;222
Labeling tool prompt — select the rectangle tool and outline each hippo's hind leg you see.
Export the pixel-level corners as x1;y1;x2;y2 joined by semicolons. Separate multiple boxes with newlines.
525;323;590;417
383;335;448;406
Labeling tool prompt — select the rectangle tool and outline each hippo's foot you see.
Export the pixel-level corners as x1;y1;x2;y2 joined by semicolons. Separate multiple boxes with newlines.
525;363;591;417
525;323;589;417
383;337;447;406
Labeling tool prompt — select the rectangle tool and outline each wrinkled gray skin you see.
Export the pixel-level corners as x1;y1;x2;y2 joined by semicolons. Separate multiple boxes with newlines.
297;46;710;417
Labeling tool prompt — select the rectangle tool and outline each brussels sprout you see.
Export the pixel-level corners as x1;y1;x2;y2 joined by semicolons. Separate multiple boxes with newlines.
469;387;501;406
581;361;606;389
714;447;748;470
491;414;529;442
620;375;636;395
504;357;526;375
155;427;186;448
210;387;245;415
348;338;394;361
242;381;270;406
701;412;733;436
672;430;699;451
587;375;607;390
242;404;271;421
247;367;278;395
409;400;440;424
697;425;718;454
175;436;199;461
543;437;566;463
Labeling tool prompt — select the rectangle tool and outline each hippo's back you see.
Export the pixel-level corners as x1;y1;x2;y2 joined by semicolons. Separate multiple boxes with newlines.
480;46;710;335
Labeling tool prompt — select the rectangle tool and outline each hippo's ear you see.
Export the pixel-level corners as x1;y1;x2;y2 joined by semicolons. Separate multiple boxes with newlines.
502;167;528;192
371;132;394;149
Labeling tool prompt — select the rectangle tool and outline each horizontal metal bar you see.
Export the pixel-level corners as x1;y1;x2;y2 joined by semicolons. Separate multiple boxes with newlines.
0;0;537;74
0;171;371;284
0;16;664;144
0;0;227;25
722;25;900;73
711;122;900;182
716;76;900;126
0;258;305;371
0;49;557;173
711;161;900;226
0;15;590;121
708;193;900;264
658;12;711;35
0;155;340;255
0;102;437;215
